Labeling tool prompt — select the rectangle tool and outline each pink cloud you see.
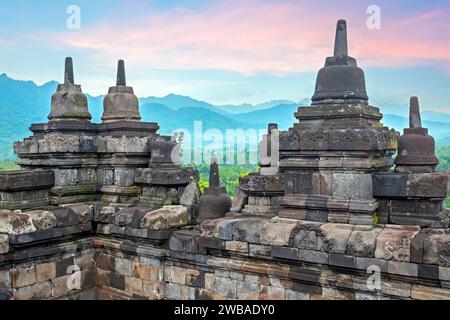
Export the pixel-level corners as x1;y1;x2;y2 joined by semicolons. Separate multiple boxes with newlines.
45;0;450;74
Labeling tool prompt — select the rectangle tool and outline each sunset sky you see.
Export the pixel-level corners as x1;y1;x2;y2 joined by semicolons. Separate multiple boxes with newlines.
0;0;449;111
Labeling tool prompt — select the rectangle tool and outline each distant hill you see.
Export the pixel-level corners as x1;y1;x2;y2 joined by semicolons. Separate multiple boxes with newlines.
0;73;449;159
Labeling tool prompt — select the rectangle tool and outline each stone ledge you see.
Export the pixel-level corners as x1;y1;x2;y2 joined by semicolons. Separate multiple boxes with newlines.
0;169;54;191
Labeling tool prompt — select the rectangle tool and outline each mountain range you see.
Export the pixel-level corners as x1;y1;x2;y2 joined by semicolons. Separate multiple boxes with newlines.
1;73;449;159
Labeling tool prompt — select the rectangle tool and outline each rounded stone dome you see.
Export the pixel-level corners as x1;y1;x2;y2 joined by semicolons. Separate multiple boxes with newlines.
395;128;439;167
197;187;232;224
312;64;368;103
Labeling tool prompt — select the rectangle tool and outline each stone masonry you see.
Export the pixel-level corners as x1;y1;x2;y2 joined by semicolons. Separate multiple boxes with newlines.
0;20;449;300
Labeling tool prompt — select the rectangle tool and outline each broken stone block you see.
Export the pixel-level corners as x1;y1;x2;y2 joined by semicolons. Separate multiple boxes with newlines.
374;225;420;262
26;210;57;231
346;225;382;257
180;181;200;207
0;212;36;235
95;206;116;224
407;173;448;198
422;230;450;267
225;241;249;253
320;223;354;254
169;229;200;253
230;188;247;213
140;205;188;230
66;204;93;224
0;234;9;254
260;219;298;246
217;217;267;243
114;207;136;226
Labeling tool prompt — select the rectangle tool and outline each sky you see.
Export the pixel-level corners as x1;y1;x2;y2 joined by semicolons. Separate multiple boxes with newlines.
0;0;449;111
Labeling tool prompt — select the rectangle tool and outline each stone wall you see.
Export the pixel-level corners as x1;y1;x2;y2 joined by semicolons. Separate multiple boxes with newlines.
1;211;450;300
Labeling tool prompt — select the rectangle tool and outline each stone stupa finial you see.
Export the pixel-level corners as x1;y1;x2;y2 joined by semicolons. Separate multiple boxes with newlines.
334;19;348;57
395;96;439;173
48;57;92;122
311;19;368;104
116;59;126;86
64;57;74;85
409;96;422;129
209;157;220;188
197;157;232;223
101;59;141;123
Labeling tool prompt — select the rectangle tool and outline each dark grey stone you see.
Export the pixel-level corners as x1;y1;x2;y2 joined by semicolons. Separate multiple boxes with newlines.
271;246;299;260
110;273;125;291
329;254;356;269
418;264;440;280
169;229;200;253
0;169;54;191
373;173;407;198
199;237;225;250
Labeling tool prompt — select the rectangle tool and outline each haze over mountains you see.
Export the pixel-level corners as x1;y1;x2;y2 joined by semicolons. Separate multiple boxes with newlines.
1;73;449;159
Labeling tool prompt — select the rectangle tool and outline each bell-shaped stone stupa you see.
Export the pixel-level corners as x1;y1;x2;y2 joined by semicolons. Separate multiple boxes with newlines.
197;158;232;223
48;57;92;122
102;60;141;122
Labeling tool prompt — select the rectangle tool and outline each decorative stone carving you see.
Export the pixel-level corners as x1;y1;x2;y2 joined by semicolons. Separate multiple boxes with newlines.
374;225;420;262
140;205;188;230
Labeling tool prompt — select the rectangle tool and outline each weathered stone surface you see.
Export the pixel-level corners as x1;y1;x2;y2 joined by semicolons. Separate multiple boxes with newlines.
298;250;329;264
180;181;200;206
0;170;54;191
142;280;165;299
26;210;57;231
140;205;188;230
355;257;387;273
407;173;448;198
292;221;325;250
169;229;200;253
374;225;420;262
260;219;298;246
260;285;285;299
329;254;356;268
0;234;8;254
222;217;267;243
373;173;407;198
387;261;418;277
36;262;56;282
411;285;450;300
346;225;382;257
14;281;52;300
96;206;115;224
165;283;181;299
237;281;260;300
230;189;248;213
0;212;36;235
422;230;450;266
12;266;37;288
115;257;132;276
214;277;237;299
272;246;298;260
249;244;272;258
418;264;439;280
225;241;249;253
320;223;354;254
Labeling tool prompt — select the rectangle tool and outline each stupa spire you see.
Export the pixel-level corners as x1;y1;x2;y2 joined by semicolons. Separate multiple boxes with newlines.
409;96;422;129
209;157;220;188
116;59;126;86
64;57;74;85
334;19;348;57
